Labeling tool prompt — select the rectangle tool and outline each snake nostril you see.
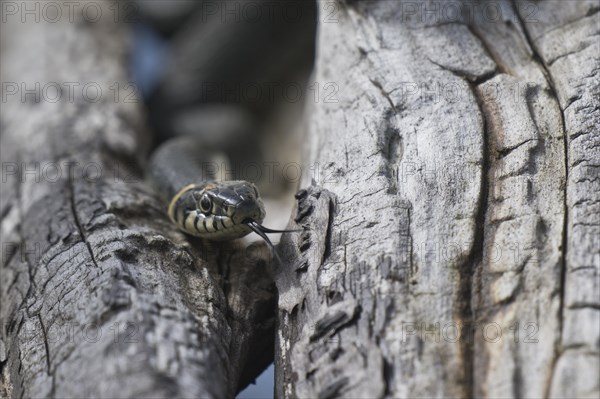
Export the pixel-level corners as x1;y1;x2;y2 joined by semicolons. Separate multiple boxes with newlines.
234;199;260;221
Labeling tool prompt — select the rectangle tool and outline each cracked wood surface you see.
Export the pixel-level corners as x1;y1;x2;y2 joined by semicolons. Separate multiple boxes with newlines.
0;2;275;398
276;1;599;398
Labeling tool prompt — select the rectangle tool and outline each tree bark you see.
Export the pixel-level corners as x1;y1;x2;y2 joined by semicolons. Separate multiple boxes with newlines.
1;0;598;398
276;1;599;398
0;2;275;398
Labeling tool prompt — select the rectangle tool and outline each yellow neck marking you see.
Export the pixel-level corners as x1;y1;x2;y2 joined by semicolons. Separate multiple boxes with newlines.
168;184;198;224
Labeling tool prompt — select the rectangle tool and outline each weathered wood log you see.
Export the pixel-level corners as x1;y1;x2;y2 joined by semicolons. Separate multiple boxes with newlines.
276;0;599;397
0;2;275;397
1;0;597;398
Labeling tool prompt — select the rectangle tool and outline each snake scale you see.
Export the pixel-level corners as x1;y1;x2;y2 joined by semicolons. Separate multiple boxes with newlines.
141;1;316;255
148;136;295;254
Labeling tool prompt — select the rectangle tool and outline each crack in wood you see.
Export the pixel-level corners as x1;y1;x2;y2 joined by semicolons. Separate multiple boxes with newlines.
67;175;100;269
369;78;398;114
511;3;571;397
36;314;51;375
466;23;509;77
321;197;336;266
496;138;538;159
547;40;598;67
462;79;491;399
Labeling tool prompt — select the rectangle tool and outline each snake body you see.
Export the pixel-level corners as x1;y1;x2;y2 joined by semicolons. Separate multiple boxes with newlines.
143;1;315;247
166;181;265;240
148;136;289;247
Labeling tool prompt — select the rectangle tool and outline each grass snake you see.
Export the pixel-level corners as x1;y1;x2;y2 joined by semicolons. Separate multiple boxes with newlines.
148;135;297;255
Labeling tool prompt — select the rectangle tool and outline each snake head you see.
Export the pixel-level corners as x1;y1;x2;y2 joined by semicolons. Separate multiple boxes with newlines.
169;181;300;258
198;181;266;225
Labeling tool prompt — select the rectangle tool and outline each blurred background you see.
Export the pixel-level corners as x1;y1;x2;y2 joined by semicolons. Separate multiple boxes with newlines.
130;1;317;397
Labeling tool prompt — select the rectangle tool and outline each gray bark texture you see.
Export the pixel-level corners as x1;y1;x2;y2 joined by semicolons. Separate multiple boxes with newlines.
1;0;598;399
276;0;599;398
0;2;275;398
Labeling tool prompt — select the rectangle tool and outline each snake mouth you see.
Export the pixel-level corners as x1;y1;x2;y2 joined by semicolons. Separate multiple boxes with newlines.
243;219;302;263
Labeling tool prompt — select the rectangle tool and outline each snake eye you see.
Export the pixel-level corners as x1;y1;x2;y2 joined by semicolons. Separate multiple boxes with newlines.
199;193;212;213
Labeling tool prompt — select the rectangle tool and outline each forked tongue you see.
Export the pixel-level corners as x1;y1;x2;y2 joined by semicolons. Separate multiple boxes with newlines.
244;219;301;264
